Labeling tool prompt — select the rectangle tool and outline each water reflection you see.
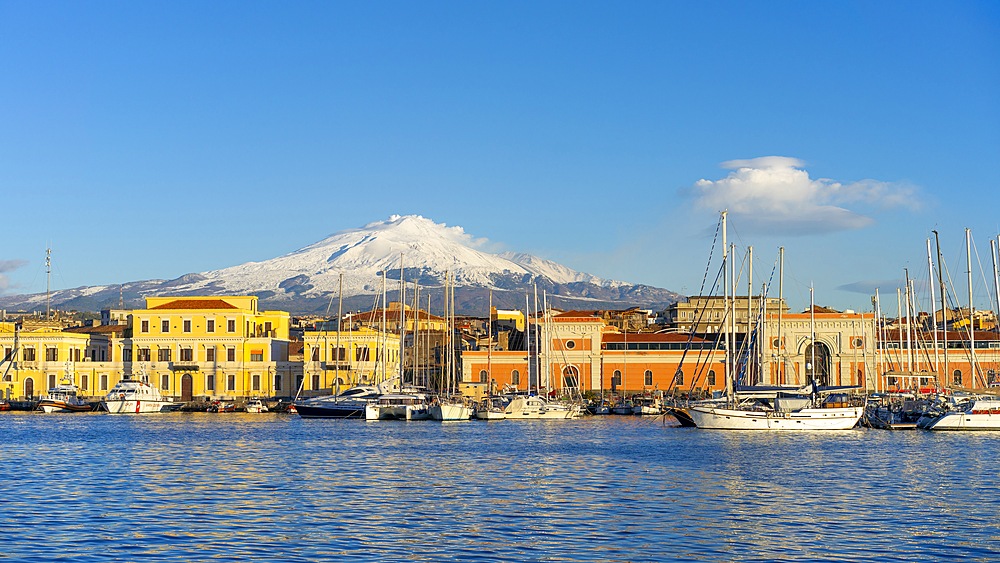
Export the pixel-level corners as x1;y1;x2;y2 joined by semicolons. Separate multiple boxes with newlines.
3;414;1000;561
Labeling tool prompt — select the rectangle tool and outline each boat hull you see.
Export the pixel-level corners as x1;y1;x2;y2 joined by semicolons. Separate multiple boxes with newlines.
37;400;93;413
102;400;178;414
429;403;472;421
919;412;1000;431
296;403;367;419
684;405;863;430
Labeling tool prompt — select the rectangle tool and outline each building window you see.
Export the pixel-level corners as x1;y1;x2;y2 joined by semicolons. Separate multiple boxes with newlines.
180;348;193;362
356;347;370;362
157;349;172;362
100;374;108;391
333;346;346;361
251;350;263;362
206;347;215;362
81;374;88;390
953;369;963;386
645;370;653;386
207;319;215;333
45;348;58;362
264;322;272;335
123;349;133;362
161;320;170;333
612;370;622;387
141;320;149;333
275;374;282;391
227;374;236;391
227;319;236;333
206;374;215;391
673;370;683;386
312;374;320;390
707;370;716;386
183;320;191;333
74;348;81;362
566;340;576;350
563;366;580;388
137;348;151;362
252;374;260;391
479;369;488;383
511;370;520;385
49;374;56;388
227;348;236;362
161;374;169;390
311;347;320;362
23;348;36;362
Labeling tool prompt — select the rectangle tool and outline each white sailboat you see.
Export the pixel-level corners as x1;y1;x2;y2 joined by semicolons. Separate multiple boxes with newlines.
680;212;863;431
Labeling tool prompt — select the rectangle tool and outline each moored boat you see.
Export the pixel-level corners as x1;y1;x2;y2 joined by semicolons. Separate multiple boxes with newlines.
102;375;182;414
36;380;93;413
504;395;582;419
365;391;431;420
295;385;382;419
245;398;269;413
917;397;1000;431
474;396;508;420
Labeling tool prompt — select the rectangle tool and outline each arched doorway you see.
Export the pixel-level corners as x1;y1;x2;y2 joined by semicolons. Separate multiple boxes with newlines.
562;365;580;389
181;373;193;402
805;342;832;386
24;378;34;399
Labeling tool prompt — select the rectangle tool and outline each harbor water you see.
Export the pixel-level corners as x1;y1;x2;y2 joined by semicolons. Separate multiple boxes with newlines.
3;413;1000;562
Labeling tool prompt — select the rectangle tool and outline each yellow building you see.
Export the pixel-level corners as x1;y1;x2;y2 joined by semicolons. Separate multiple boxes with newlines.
1;321;110;401
301;326;401;396
123;296;293;402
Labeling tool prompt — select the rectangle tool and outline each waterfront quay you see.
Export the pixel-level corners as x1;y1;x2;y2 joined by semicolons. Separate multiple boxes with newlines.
2;293;998;409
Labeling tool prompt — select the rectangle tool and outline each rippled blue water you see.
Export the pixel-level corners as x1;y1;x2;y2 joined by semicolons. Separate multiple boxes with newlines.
2;413;1000;562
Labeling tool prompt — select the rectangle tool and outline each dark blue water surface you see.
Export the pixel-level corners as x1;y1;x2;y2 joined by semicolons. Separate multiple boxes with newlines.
2;413;1000;562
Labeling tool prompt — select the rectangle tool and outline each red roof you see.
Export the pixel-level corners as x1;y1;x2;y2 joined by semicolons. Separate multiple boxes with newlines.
603;332;708;344
150;299;238;310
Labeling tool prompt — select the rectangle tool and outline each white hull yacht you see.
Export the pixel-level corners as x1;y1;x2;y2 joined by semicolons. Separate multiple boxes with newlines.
503;396;582;419
102;377;181;414
918;398;1000;431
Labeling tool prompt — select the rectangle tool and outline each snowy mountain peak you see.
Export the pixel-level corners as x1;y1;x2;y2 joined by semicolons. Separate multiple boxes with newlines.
0;215;682;314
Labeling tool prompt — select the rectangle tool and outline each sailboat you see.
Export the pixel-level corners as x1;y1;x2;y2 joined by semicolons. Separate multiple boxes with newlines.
429;271;472;421
679;212;864;431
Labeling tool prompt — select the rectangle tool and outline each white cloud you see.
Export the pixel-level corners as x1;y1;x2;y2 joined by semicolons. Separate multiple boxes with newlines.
690;156;919;235
0;259;27;294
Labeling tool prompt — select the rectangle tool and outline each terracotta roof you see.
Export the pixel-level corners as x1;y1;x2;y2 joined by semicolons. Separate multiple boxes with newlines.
64;325;128;335
603;332;708;344
552;310;601;319
150;299;238;310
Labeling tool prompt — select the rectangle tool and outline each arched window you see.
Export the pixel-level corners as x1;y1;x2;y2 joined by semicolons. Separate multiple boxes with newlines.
511;370;520;385
563;366;580;389
612;369;622;387
707;370;716;386
644;370;653;386
953;369;963;386
479;369;488;383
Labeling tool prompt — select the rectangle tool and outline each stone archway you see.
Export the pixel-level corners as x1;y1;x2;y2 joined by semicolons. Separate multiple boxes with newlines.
804;341;832;386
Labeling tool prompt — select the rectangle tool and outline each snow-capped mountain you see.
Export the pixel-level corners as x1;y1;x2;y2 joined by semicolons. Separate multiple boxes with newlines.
0;215;682;314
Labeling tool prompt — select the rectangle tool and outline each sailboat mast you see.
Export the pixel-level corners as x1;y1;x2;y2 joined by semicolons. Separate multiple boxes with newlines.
524;293;531;394
747;246;753;384
904;269;913;373
927;239;940;374
810;285;816;386
488;289;493;393
778;246;784;385
721;211;731;402
399;254;406;384
933;230;948;388
967;228;978;388
381;272;387;384
533;283;541;391
337;273;343;389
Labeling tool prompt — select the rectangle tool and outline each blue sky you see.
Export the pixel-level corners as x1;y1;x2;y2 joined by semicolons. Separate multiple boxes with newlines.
1;0;998;313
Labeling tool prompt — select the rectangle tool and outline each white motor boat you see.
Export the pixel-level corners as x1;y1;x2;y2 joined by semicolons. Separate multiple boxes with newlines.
917;398;1000;431
245;398;269;413
503;395;582;419
102;376;182;414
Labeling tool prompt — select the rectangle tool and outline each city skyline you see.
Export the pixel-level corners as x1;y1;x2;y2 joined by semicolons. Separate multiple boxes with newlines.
2;1;998;313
